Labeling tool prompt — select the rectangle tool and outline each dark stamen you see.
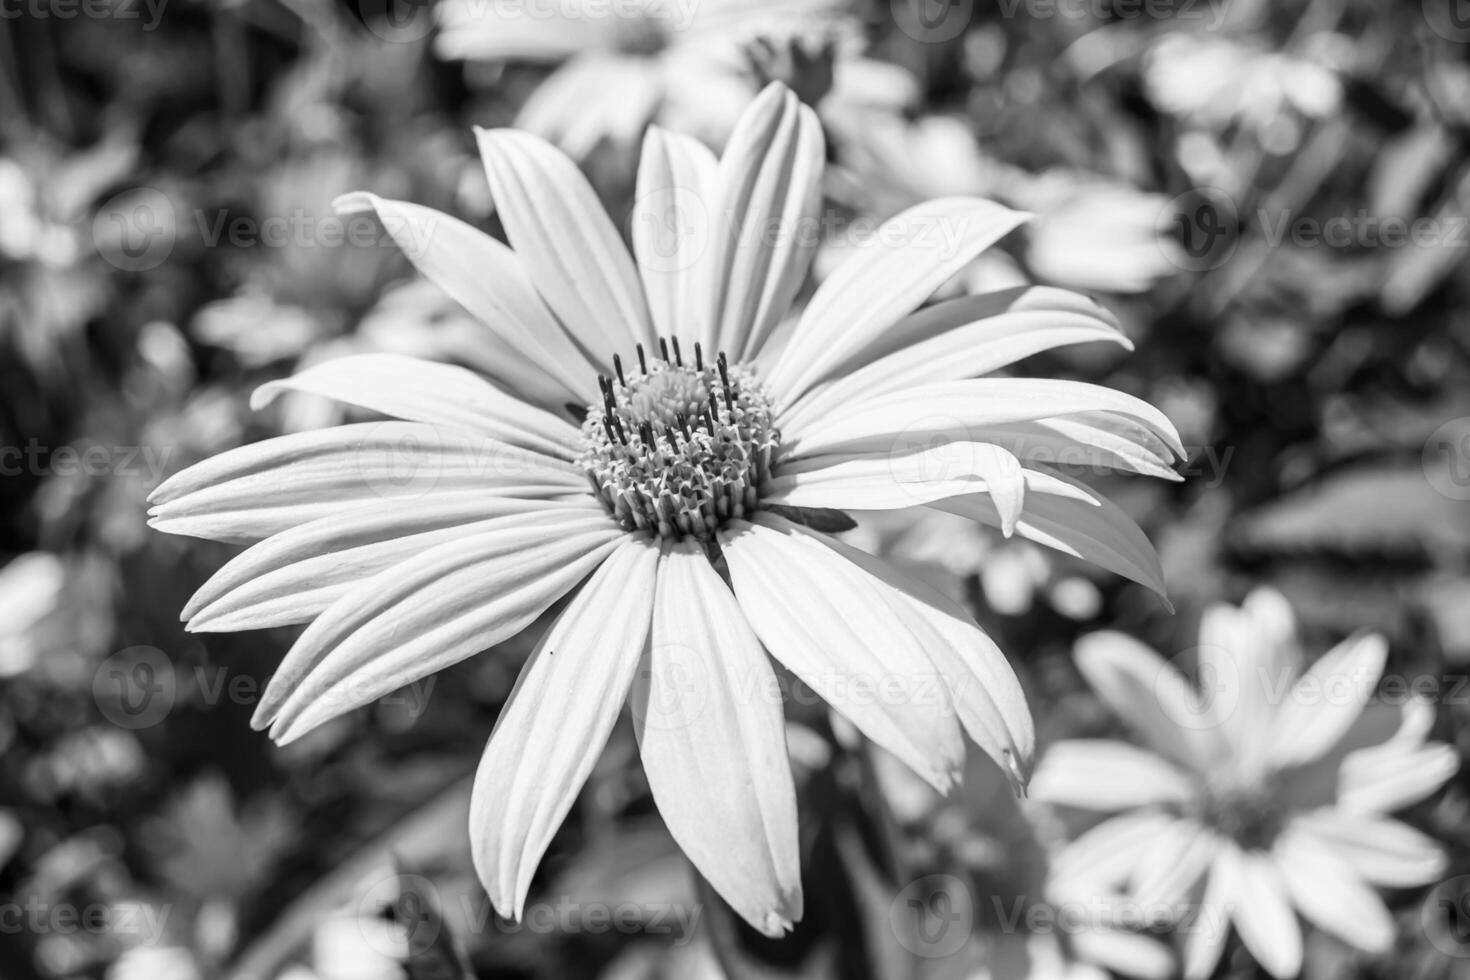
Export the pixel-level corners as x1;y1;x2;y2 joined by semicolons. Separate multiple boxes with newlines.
659;338;671;364
665;426;680;452
602;415;618;445
636;343;647;374
671;337;683;367
613;353;626;386
640;422;655;448
678;414;692;440
694;342;704;370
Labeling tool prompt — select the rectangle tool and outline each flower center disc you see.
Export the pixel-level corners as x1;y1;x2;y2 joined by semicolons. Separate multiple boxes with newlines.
577;342;779;540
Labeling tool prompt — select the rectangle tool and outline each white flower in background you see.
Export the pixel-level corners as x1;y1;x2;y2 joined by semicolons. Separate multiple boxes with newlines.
149;84;1184;936
1143;33;1347;154
434;0;856;156
1031;588;1458;979
0;552;66;677
1018;173;1182;296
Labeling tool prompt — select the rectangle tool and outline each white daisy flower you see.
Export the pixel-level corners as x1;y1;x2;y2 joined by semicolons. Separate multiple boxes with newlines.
148;83;1184;937
434;0;856;156
1031;588;1459;979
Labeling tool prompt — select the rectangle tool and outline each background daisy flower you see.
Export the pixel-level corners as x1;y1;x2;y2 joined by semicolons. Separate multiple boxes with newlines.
147;83;1183;938
1031;588;1459;979
434;0;856;157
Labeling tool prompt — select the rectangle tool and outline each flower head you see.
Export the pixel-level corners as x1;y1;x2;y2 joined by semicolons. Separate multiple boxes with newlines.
1031;588;1458;978
149;83;1184;936
434;0;857;155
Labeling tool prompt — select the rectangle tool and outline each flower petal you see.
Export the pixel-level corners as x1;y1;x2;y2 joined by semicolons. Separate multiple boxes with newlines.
779;378;1184;464
1266;633;1388;771
1289;809;1447;888
1030;740;1194;811
789;525;1034;786
632;126;717;352
433;0;607;61
1228;849;1302;980
258;517;622;741
1196;590;1306;784
766;198;1030;403
1337;739;1459;815
631;538;801;937
515;53;661;160
702;83;824;362
719;515;965;792
252;353;581;460
1273;824;1395;954
1073;631;1220;771
148;422;583;543
184;494;598;632
1051;809;1180;889
1181;848;1236;980
472;534;658;919
1129;818;1220;911
766;442;1025;532
476;127;654;358
332;193;598;405
781;287;1130;433
933;466;1169;597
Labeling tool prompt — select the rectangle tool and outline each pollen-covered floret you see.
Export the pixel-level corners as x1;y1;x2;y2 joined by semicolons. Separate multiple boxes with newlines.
577;338;779;540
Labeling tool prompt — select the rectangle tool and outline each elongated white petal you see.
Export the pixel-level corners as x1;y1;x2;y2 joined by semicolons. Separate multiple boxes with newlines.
1273;825;1394;954
782;292;1130;432
1129;818;1219;910
793;524;1034;785
332;193;597;404
1289;809;1447;887
252;353;581;460
1338;739;1459;815
472;534;658;919
701;83;824;362
476;127;654;357
515;53;660;161
936;475;1169;599
793;285;1121;384
766;442;1025;531
1073;631;1220;771
1030;740;1193;810
632;127;717;351
1070;929;1175;980
259;519;622;742
184;495;597;632
780;378;1184;463
767;199;1030;402
148;422;582;543
1050;809;1179;888
719;516;965;792
433;0;605;61
1266;633;1387;771
631;538;801;937
1182;850;1235;980
1228;850;1302;980
974;415;1184;482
